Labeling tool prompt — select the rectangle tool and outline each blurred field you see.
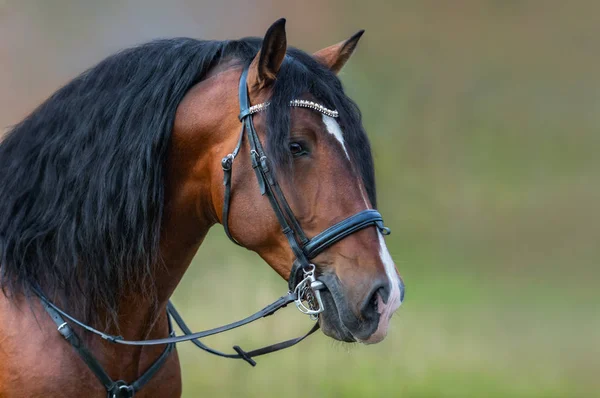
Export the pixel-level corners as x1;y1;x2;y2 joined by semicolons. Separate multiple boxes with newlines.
1;1;599;397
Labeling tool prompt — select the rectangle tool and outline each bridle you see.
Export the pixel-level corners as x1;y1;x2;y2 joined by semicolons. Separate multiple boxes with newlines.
222;65;390;307
34;64;391;397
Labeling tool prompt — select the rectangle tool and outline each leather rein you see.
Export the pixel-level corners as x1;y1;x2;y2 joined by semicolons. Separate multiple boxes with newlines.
34;65;390;397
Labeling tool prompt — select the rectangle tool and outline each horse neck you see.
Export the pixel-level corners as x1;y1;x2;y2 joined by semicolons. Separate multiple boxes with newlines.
113;68;242;338
99;188;213;341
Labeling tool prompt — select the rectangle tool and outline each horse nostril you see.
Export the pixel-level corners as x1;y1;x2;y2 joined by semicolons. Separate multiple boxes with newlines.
371;289;380;312
363;284;387;318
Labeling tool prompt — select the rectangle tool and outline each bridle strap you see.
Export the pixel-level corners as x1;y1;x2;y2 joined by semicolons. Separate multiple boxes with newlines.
286;209;389;290
221;66;309;248
40;294;175;397
235;67;311;267
35;285;298;346
166;302;319;367
237;68;308;246
303;209;389;259
221;124;245;246
36;286;317;369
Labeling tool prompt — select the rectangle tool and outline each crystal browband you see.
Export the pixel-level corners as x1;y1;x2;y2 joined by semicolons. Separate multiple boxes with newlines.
247;99;338;118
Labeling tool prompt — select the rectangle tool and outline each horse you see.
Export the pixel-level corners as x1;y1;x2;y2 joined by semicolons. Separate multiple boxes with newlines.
0;19;404;397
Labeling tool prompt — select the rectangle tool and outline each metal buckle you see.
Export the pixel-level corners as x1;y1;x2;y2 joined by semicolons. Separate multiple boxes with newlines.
57;322;68;332
110;381;134;398
293;264;325;320
221;154;234;171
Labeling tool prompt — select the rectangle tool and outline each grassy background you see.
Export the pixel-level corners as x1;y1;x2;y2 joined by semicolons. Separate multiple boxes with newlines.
1;1;599;396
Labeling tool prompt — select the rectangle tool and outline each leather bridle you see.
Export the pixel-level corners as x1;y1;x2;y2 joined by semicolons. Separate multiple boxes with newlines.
34;64;391;397
223;65;390;292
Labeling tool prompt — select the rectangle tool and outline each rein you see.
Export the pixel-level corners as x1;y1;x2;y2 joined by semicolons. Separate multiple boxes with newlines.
35;64;391;397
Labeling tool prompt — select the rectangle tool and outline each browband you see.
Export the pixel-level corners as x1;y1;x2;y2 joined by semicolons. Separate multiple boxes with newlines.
242;99;339;119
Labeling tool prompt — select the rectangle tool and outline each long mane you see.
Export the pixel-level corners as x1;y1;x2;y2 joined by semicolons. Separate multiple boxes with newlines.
0;37;375;327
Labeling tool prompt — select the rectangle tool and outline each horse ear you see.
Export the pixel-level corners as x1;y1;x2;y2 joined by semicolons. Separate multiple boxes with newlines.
248;18;287;88
313;30;364;74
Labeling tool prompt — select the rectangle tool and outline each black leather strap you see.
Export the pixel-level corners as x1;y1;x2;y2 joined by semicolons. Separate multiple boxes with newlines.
129;332;175;392
41;298;115;391
36;285;309;375
34;284;298;347
236;68;312;273
166;301;319;367
40;295;175;397
303;209;388;259
221;124;246;246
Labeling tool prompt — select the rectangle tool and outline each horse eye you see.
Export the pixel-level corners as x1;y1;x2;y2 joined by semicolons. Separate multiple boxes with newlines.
289;142;307;157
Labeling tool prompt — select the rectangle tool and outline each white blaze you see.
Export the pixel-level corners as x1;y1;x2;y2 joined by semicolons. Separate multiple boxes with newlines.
362;232;402;344
322;114;369;207
322;115;350;160
322;113;402;343
378;232;401;311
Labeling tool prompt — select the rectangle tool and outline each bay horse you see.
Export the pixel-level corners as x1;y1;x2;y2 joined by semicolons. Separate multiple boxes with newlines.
0;19;404;397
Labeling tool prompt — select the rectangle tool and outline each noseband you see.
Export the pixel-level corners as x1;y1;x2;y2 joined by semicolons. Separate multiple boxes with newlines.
33;65;391;396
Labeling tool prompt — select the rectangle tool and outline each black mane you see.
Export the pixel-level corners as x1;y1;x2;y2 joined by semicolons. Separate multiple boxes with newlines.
0;37;375;327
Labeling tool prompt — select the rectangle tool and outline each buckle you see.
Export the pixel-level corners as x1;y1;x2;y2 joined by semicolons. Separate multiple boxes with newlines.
109;381;134;398
376;220;391;235
221;154;234;171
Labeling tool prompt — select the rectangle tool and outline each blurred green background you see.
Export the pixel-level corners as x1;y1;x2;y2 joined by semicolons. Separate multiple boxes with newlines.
1;1;598;397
